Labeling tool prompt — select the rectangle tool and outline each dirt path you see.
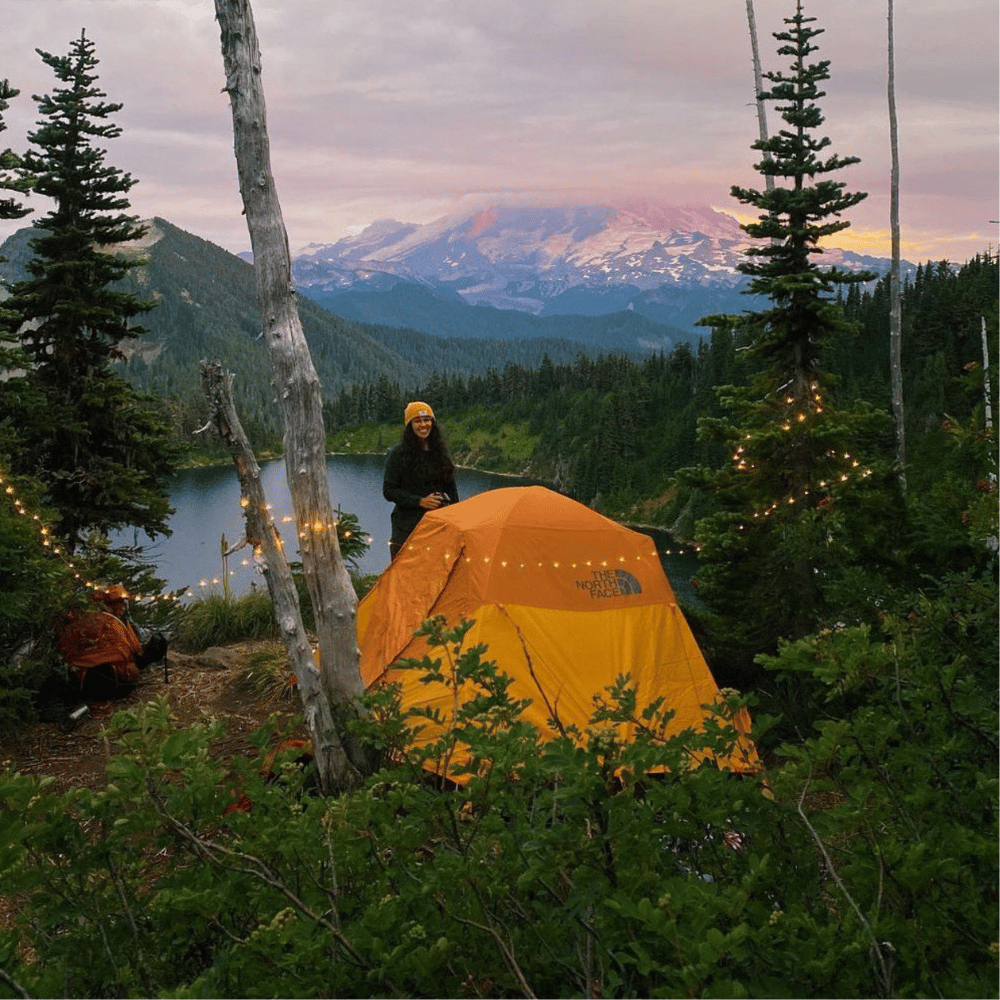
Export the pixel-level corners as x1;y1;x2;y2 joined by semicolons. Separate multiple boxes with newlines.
0;641;307;795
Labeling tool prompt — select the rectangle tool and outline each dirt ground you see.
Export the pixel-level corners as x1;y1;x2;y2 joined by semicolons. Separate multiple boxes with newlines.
0;641;307;796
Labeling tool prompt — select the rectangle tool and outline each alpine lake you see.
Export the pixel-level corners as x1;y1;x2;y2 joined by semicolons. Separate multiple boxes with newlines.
119;453;699;606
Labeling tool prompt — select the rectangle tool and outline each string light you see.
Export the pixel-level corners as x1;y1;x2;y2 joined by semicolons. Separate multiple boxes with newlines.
15;476;705;596
0;467;183;605
723;388;877;520
747;465;874;519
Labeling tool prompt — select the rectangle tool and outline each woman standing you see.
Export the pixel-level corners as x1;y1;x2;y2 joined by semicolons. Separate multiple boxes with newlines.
382;401;458;559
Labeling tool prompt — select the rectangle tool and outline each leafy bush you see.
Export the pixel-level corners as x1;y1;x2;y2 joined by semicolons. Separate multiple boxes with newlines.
759;566;998;997
2;614;995;998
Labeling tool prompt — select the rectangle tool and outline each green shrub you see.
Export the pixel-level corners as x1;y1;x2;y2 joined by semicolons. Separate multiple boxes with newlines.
758;562;999;997
2;613;994;998
231;641;296;701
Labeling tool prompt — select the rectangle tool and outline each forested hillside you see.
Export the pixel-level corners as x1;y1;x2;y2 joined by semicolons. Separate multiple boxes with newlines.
302;280;692;349
0;218;653;442
328;252;999;525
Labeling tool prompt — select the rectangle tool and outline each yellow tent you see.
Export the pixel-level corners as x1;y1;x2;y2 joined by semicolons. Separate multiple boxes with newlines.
357;486;757;778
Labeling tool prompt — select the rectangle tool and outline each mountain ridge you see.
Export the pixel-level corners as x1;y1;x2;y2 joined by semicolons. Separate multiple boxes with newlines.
275;200;906;334
1;218;668;438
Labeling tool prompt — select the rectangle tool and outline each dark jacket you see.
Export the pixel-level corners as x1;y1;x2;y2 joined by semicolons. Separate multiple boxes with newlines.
382;444;459;544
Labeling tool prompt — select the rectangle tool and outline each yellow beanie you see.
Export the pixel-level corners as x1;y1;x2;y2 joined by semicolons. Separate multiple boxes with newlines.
404;401;435;425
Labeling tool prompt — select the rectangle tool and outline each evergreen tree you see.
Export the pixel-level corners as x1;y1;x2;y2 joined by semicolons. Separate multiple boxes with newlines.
685;3;895;678
0;31;178;553
0;79;31;225
728;1;876;400
0;78;33;371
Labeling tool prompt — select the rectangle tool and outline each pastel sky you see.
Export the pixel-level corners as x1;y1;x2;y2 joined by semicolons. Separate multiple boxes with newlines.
1;0;997;264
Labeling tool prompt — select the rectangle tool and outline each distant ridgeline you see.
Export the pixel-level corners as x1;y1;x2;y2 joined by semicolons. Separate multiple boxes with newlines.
0;218;687;443
282;203;904;336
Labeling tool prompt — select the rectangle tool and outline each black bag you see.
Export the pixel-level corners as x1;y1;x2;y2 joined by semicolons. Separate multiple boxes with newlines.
138;632;168;669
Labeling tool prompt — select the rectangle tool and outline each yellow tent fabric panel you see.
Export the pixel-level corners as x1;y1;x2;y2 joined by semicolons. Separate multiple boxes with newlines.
379;602;704;722
368;602;756;776
490;603;726;734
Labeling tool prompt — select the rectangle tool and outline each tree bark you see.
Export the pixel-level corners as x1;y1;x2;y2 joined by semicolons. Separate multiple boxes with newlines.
746;0;774;194
983;316;994;433
888;0;906;490
201;361;360;792
199;363;365;794
213;0;371;789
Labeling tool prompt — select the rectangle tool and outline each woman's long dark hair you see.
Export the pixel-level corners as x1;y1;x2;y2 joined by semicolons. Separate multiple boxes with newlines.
398;420;455;480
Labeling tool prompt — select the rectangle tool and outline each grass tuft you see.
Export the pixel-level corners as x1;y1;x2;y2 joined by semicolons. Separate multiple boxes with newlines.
173;591;277;651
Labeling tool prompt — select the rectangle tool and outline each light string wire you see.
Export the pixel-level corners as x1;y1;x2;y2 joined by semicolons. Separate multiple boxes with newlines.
0;466;183;605
0;467;363;600
728;383;875;527
4;464;698;597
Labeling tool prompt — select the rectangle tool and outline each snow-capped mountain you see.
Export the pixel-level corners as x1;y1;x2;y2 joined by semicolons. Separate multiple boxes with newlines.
289;202;895;332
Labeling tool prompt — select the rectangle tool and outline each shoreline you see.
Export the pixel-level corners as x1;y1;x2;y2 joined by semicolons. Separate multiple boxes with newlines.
177;449;688;544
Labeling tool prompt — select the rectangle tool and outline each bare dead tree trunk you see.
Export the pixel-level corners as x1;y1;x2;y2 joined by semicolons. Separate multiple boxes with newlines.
213;0;371;789
746;0;774;194
200;362;363;794
888;0;906;491
983;316;994;433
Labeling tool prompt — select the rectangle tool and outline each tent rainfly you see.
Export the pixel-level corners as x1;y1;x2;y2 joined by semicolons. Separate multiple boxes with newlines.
356;486;758;779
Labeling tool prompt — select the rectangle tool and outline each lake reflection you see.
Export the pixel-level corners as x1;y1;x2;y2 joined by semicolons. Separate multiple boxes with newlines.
134;454;699;605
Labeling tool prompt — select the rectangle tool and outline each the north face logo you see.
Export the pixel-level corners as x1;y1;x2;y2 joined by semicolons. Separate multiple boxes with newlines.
575;568;643;599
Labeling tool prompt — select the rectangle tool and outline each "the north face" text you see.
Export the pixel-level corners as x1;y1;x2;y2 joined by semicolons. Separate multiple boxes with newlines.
575;568;642;599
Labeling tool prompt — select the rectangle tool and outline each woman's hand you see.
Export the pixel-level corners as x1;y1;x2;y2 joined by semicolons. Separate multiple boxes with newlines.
419;493;444;510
